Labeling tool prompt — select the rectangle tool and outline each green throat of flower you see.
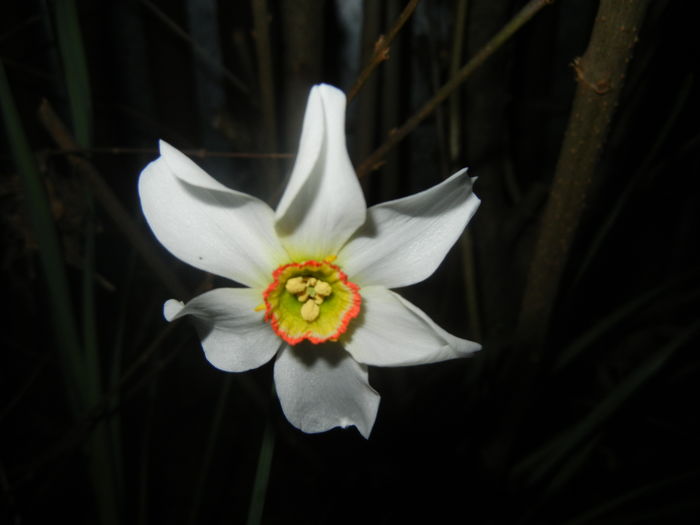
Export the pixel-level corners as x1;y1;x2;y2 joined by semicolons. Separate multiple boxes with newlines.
262;258;361;345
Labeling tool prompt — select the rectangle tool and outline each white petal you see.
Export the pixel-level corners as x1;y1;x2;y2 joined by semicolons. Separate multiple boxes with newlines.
343;286;481;367
165;287;282;372
138;142;289;288
338;169;479;288
273;342;379;438
159;140;234;192
275;84;366;259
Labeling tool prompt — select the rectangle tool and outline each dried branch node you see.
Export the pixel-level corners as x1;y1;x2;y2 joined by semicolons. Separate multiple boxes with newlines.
373;35;390;61
572;57;611;95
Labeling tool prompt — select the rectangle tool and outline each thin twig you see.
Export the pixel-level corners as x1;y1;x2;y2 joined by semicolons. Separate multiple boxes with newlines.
37;99;190;299
347;0;421;103
356;0;553;177
41;147;293;159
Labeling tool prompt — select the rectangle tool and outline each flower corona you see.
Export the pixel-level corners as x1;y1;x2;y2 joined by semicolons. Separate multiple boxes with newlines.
263;259;361;345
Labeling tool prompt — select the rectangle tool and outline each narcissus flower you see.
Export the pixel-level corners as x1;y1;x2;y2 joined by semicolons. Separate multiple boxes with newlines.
138;84;480;438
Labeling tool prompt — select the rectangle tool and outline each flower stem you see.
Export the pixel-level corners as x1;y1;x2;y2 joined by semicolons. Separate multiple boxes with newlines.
187;375;233;525
246;408;276;525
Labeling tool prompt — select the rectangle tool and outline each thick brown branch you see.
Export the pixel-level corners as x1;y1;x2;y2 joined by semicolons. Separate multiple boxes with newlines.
517;0;650;348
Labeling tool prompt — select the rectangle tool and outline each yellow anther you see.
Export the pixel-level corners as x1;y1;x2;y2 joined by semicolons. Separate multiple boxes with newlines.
324;255;337;263
285;277;307;294
254;303;266;312
301;299;320;321
285;275;333;321
315;281;332;297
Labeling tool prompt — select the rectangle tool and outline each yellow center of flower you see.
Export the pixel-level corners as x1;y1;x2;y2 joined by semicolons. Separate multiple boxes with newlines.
285;276;333;321
262;259;361;345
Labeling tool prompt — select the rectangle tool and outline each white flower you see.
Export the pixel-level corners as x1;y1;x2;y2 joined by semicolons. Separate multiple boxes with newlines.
138;84;481;438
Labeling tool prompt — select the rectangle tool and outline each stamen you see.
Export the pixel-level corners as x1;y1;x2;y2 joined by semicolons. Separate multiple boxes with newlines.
285;277;307;295
301;299;320;321
285;275;334;315
315;281;332;297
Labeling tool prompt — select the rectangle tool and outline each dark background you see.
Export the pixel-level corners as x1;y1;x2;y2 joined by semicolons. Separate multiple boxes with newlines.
2;0;699;523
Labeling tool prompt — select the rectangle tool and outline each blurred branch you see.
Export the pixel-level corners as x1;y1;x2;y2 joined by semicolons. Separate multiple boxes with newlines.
251;0;276;147
280;0;324;151
37;99;190;299
554;269;700;372
187;376;233;525
517;0;650;348
0;13;41;44
54;0;92;147
347;0;421;103
10;321;184;486
375;0;404;195
0;62;83;415
354;0;382;164
448;0;482;340
139;0;249;96
512;319;700;487
571;73;694;288
251;0;279;190
447;0;468;163
357;0;553;177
